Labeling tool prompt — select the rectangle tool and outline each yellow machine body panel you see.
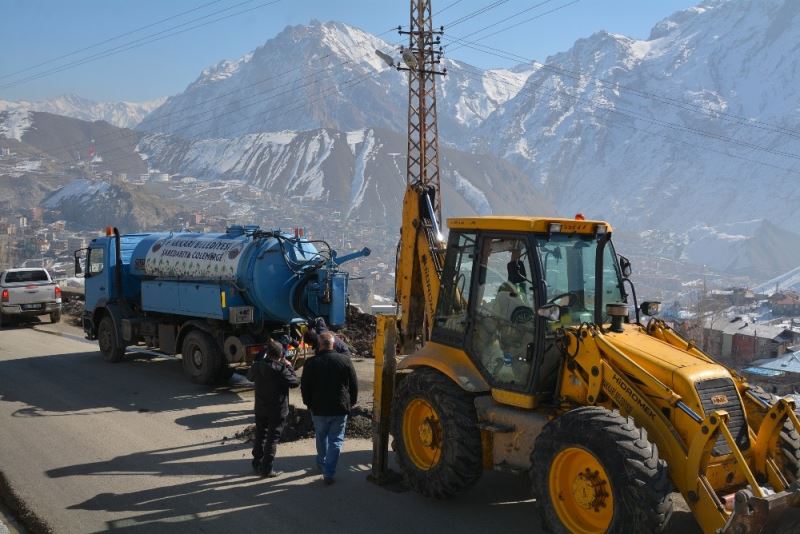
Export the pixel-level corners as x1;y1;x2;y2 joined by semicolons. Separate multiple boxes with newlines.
397;341;490;394
447;216;611;235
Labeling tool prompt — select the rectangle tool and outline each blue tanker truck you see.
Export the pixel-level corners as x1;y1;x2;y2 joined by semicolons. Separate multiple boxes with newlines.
76;225;369;384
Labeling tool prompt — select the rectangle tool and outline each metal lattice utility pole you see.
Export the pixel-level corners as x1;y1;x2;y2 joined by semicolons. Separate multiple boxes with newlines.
401;0;445;212
399;0;447;269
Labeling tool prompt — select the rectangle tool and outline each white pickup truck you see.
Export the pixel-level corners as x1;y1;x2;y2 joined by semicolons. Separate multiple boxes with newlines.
0;268;62;326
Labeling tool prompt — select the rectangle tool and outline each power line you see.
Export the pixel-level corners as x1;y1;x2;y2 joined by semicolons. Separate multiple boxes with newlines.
0;0;282;91
452;61;800;176
447;41;800;161
0;0;226;82
27;1;577;161
445;34;800;141
446;0;510;29
34;28;402;158
433;0;464;17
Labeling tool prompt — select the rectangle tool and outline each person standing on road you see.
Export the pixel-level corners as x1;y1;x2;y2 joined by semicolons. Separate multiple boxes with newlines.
300;331;358;485
312;317;351;355
248;339;299;478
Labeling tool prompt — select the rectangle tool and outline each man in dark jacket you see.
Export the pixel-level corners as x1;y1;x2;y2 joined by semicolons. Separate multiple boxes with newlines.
300;331;358;484
312;317;350;355
248;339;299;477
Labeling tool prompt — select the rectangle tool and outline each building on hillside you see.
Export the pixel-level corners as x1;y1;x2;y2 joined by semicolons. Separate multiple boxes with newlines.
770;291;800;316
742;350;800;395
703;317;799;365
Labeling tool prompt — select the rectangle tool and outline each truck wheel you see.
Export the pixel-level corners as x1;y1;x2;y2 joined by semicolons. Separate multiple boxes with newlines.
531;406;673;534
182;330;222;385
98;315;126;362
390;368;482;498
50;311;61;323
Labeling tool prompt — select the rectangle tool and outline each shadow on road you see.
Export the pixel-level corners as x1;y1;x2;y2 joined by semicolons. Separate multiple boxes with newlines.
45;441;537;533
0;348;250;422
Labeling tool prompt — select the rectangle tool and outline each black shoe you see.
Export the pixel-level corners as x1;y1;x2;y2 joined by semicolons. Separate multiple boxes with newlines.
251;458;261;473
262;470;283;479
323;477;335;486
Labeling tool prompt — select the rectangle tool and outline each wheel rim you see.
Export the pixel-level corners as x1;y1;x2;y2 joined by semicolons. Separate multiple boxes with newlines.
191;346;204;368
548;446;614;534
402;398;442;470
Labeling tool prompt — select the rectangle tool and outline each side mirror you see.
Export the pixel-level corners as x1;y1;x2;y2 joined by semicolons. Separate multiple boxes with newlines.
537;303;561;322
619;255;632;278
74;255;83;275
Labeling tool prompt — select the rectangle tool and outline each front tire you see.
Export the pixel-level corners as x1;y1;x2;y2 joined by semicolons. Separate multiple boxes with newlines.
744;386;800;482
531;406;673;534
391;368;482;498
182;330;222;385
97;315;126;362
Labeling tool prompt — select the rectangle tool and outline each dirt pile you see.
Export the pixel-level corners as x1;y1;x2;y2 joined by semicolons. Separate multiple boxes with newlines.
339;305;377;358
230;405;373;444
61;299;84;326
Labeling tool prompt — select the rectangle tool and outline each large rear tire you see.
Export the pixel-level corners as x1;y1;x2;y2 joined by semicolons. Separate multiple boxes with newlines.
182;330;222;385
391;368;482;498
531;406;673;534
98;315;126;362
744;386;800;482
50;311;61;323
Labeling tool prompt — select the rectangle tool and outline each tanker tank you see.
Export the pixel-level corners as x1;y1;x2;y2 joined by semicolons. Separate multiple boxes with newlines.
123;225;368;328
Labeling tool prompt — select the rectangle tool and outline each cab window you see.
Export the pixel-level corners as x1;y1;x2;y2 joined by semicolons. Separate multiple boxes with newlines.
468;236;536;391
432;232;477;346
87;247;105;277
534;234;624;325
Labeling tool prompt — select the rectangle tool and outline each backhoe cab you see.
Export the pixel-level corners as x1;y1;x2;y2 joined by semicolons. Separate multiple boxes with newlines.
373;215;800;534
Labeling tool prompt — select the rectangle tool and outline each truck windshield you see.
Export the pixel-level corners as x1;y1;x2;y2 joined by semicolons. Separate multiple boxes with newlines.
534;233;624;325
4;270;49;283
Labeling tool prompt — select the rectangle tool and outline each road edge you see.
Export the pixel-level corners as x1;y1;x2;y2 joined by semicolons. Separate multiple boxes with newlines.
0;469;53;534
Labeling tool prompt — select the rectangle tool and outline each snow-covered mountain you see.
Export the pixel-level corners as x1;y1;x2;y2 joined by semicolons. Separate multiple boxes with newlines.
0;94;165;128
478;0;800;239
137;20;530;147
137;127;549;226
754;265;800;295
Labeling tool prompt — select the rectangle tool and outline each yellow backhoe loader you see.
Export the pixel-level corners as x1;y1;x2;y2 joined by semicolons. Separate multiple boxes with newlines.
371;192;800;533
371;2;800;532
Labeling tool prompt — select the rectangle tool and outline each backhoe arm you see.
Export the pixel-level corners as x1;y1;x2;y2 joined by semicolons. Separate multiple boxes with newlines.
394;183;444;353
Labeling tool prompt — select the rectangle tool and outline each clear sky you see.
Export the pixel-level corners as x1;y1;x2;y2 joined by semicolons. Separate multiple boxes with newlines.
0;0;698;102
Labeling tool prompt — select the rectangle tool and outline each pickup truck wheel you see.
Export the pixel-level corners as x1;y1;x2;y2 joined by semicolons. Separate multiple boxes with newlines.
50;311;61;323
182;331;222;385
98;315;126;362
532;406;673;534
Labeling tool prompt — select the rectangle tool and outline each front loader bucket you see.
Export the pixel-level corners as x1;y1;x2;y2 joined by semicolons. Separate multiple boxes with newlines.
721;486;800;533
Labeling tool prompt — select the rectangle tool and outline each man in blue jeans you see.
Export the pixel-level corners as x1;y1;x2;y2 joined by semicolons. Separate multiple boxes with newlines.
300;331;358;485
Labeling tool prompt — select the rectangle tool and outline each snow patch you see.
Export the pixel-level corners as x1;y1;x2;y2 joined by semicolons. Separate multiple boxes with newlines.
348;129;375;215
0;109;31;141
452;171;491;215
42;180;111;208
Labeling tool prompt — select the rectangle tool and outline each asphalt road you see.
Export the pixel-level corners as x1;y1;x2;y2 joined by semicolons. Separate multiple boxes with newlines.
0;323;542;534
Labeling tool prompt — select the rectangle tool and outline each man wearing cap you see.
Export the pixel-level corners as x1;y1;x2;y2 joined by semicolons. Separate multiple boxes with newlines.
248;339;299;477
